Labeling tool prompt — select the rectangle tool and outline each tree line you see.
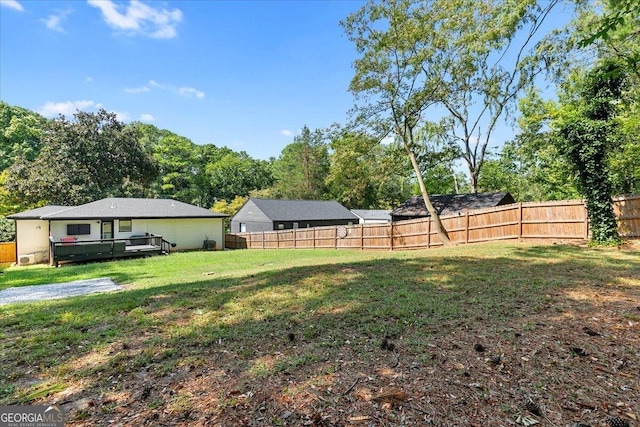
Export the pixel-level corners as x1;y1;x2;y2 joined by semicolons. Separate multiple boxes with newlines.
341;0;639;244
1;0;638;244
0;104;419;217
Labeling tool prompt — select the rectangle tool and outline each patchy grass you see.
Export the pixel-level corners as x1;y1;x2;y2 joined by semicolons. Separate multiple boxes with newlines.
0;243;639;426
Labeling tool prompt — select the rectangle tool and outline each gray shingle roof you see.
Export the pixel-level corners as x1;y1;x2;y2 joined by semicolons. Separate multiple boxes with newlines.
10;198;227;220
250;198;358;221
7;206;71;219
391;192;515;218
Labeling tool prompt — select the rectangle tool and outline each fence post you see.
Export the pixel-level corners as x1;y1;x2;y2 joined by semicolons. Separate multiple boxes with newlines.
518;203;523;240
465;211;470;244
361;223;365;250
390;222;394;251
584;200;589;240
427;219;431;248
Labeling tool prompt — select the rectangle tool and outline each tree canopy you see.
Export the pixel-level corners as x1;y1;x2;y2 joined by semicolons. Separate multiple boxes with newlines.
1;0;637;224
5;109;159;206
270;126;330;200
552;59;627;244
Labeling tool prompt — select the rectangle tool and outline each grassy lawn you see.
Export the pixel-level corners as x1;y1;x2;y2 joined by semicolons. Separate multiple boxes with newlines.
1;243;639;426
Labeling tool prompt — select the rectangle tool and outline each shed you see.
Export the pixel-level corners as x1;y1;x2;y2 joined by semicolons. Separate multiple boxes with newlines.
230;198;359;233
391;192;515;222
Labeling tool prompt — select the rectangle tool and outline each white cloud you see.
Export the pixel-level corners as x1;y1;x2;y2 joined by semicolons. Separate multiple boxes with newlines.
0;0;24;12
39;100;95;117
38;100;131;123
84;76;94;83
129;79;204;100
87;0;182;39
178;87;205;99
125;85;149;93
280;129;294;137
42;9;72;32
140;113;154;122
112;110;130;122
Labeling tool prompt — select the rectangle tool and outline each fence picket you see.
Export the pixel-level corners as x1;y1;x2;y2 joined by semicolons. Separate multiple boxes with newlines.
225;195;640;250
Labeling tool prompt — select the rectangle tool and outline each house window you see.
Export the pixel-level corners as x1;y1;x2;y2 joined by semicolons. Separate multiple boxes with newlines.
240;223;246;232
119;219;132;232
293;222;299;229
67;224;90;235
278;223;285;230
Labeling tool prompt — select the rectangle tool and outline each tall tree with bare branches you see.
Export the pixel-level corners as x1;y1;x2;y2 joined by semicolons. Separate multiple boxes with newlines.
342;0;567;242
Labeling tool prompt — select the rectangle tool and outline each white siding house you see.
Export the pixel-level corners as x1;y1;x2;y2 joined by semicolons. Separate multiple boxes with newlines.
8;198;228;265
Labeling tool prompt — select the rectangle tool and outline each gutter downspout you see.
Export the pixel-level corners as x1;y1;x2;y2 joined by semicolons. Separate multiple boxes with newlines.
13;220;18;266
221;217;226;250
48;220;52;265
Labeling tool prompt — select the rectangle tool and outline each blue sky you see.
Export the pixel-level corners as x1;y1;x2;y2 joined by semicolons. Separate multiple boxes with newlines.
0;0;364;160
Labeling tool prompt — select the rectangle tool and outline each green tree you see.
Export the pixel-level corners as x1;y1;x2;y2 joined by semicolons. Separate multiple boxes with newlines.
191;144;232;208
271;126;329;200
206;152;274;202
213;195;248;231
127;121;173;155
577;0;640;71
4;109;158;206
609;88;640;194
0;101;48;171
374;143;417;208
552;60;626;244
152;134;199;203
326;132;384;209
413;123;467;195
326;129;416;209
213;195;248;217
342;0;565;243
479;91;580;201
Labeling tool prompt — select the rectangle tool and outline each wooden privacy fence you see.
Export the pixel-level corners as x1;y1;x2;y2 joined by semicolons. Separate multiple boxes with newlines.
613;193;640;237
0;242;16;263
225;195;640;251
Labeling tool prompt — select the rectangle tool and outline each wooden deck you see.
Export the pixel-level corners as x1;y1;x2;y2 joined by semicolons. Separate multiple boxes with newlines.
50;235;170;266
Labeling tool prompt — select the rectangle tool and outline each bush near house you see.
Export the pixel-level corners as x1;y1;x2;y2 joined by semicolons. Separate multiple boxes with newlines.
0;216;15;242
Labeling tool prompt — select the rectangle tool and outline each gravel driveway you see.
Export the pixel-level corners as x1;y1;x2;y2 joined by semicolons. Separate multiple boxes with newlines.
0;278;122;305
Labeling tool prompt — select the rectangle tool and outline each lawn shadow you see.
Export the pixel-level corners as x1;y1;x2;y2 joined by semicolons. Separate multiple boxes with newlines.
1;244;639;425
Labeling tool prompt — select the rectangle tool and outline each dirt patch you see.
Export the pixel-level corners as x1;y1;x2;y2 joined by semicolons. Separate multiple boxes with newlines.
52;284;639;427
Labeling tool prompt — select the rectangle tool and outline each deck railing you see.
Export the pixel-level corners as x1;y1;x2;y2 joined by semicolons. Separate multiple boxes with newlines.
49;233;169;266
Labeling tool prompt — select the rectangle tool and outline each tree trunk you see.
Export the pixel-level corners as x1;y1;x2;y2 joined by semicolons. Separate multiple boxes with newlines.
470;171;478;193
408;148;452;245
452;168;460;194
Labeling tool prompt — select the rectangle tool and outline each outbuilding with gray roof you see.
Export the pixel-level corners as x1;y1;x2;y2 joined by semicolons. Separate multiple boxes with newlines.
230;198;359;233
391;192;515;222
